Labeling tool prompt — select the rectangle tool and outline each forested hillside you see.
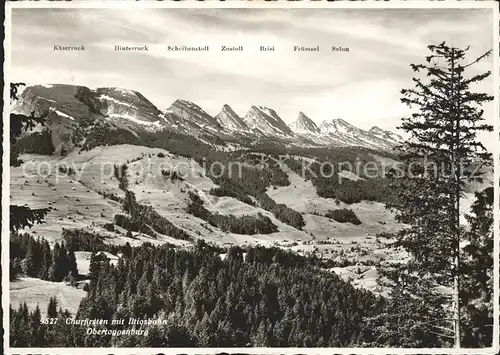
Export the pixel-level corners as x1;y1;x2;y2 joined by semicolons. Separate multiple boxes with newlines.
10;239;440;348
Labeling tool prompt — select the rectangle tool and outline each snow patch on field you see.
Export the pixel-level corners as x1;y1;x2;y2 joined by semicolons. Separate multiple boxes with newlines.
10;277;86;316
370;154;398;167
266;163;328;213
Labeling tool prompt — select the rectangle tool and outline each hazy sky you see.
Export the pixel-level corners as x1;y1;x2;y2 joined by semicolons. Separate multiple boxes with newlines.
10;8;495;132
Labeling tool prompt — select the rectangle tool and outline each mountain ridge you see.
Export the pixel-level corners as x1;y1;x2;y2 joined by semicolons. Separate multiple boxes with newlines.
13;83;402;151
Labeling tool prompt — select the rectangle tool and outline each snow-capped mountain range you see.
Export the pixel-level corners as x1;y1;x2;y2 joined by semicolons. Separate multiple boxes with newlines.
12;84;402;151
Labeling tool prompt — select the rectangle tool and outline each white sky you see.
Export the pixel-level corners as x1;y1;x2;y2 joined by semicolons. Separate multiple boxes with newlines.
10;8;495;134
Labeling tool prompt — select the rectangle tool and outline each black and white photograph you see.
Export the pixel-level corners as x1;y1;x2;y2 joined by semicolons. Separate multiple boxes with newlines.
2;2;499;353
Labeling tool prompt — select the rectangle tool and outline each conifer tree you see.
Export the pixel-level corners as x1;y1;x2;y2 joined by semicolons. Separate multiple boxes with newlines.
67;249;78;278
49;243;61;281
58;243;69;278
12;302;31;346
10;257;22;281
385;42;493;347
23;239;36;277
40;240;52;280
47;296;58;318
31;304;46;346
461;187;494;347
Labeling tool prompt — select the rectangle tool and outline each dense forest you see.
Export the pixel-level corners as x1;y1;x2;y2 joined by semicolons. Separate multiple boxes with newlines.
13;106;393;230
13;128;55;156
10;233;77;283
9;216;492;348
78;119;142;151
10;239;415;348
62;228;135;255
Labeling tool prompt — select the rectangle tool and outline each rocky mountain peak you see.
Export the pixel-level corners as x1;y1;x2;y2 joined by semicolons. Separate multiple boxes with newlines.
243;105;293;136
290;112;320;134
168;99;221;129
95;87;162;126
215;104;249;131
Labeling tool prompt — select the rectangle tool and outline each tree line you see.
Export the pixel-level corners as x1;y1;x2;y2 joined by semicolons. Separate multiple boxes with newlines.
186;191;278;235
10;233;78;283
122;190;193;241
9;182;492;348
12;129;55;156
11;240;396;347
284;156;394;205
10;297;75;347
112;164;194;242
